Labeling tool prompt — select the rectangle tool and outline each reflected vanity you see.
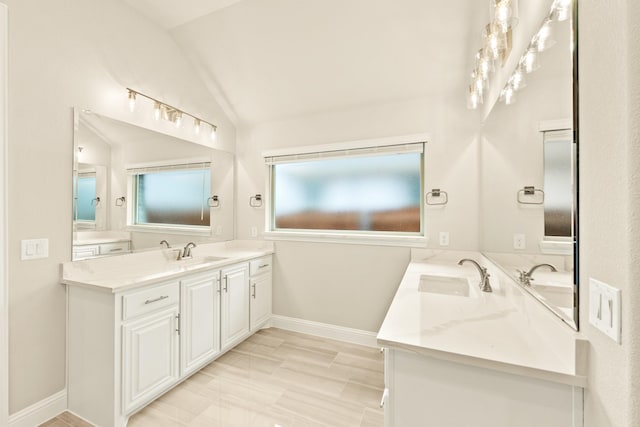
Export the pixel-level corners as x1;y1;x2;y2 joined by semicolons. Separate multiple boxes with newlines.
72;109;235;260
480;6;578;329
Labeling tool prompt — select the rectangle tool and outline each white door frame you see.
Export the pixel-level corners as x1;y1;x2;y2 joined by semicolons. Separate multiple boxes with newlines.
0;3;9;425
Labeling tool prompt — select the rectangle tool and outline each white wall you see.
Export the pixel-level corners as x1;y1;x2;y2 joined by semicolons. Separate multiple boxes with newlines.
236;95;480;331
5;0;234;414
579;1;640;426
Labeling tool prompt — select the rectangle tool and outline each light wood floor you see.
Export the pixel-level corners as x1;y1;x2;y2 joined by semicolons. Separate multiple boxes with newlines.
41;328;384;427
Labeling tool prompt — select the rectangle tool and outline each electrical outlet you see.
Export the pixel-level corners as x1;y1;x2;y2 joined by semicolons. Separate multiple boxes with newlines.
513;233;526;250
589;278;621;343
251;226;258;238
216;226;223;236
439;231;450;246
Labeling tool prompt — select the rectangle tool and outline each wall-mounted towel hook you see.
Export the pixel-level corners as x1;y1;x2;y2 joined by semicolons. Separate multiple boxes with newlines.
115;196;126;207
517;186;544;205
208;195;220;207
250;194;263;208
426;189;448;206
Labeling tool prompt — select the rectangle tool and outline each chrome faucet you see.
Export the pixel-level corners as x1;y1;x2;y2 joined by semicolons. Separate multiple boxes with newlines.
182;242;197;259
517;263;557;286
159;240;171;248
458;258;492;293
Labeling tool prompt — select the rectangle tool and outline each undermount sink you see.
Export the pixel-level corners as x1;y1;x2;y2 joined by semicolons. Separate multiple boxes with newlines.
418;274;473;297
178;255;228;265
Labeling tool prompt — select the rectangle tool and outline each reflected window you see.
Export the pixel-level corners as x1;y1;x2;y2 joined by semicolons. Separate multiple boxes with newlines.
76;172;97;222
268;145;424;234
129;163;211;228
543;130;574;238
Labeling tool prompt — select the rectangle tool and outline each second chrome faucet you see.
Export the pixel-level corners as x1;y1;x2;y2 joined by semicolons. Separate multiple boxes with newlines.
458;258;492;293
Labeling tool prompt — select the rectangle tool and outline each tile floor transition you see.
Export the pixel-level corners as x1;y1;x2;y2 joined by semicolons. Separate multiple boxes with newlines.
40;327;384;427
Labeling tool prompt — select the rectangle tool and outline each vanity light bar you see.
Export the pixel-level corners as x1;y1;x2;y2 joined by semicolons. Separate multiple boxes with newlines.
126;88;218;140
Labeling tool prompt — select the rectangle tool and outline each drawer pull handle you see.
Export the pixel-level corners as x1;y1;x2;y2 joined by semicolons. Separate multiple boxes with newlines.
108;248;123;252
252;283;256;299
258;264;269;269
144;295;169;305
223;276;228;292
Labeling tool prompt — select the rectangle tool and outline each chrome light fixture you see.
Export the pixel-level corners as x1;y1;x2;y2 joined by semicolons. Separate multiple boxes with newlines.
496;0;570;106
467;0;517;110
125;88;218;137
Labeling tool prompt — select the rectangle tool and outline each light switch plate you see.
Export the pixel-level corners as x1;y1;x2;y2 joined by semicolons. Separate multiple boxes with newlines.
589;278;621;343
21;238;49;260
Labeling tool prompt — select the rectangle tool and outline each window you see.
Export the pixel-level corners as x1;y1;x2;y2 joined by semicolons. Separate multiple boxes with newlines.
128;163;211;230
266;142;424;242
75;172;97;223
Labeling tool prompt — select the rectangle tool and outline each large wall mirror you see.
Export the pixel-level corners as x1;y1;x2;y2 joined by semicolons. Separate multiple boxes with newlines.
72;109;235;260
480;2;578;329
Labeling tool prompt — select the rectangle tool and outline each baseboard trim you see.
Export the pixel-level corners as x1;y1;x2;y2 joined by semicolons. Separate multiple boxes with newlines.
8;389;66;427
269;315;379;348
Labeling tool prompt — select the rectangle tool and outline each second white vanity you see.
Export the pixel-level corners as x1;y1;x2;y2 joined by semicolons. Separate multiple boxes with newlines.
61;241;273;427
377;250;587;427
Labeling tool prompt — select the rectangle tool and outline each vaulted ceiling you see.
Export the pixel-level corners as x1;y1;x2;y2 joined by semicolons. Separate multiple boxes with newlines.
123;0;488;125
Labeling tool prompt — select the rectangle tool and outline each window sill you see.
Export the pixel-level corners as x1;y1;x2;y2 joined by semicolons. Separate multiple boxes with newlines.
127;224;211;237
264;230;428;247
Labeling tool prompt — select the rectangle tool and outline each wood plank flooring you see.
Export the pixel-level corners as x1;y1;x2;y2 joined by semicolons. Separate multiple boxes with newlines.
41;328;384;427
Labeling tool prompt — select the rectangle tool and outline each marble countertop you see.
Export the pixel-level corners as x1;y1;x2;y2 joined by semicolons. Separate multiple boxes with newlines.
61;240;274;293
377;250;587;387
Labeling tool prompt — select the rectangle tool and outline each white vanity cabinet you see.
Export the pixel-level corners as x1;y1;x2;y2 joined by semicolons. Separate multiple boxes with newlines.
383;347;583;427
122;299;180;414
249;255;272;331
66;254;272;427
180;270;221;377
220;263;250;351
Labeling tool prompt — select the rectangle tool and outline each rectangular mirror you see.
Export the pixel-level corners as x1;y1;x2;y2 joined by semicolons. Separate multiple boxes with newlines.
480;2;578;329
72;109;234;260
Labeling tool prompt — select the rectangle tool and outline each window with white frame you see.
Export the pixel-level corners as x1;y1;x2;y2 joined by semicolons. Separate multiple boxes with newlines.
127;162;211;230
265;142;425;240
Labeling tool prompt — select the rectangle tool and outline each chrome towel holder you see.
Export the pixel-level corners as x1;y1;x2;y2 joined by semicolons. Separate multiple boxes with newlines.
517;186;544;205
426;188;448;206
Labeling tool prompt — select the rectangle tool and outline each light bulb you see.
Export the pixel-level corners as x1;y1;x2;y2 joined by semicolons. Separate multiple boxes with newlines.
495;0;511;33
555;0;571;21
154;102;161;121
175;112;182;128
535;22;554;51
504;85;515;105
523;48;538;73
210;126;217;141
194;118;201;135
511;68;525;91
128;90;136;112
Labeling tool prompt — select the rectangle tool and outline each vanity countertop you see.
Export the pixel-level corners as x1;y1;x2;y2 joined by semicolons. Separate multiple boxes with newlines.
61;240;274;293
377;250;587;387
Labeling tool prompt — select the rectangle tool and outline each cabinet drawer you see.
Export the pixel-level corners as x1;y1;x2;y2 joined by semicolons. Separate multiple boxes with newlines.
73;245;99;260
122;282;179;320
99;241;130;255
249;256;272;276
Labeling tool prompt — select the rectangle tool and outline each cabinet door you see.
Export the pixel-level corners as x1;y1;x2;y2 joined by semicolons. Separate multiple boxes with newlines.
180;271;221;376
221;264;249;350
250;273;272;331
122;307;179;415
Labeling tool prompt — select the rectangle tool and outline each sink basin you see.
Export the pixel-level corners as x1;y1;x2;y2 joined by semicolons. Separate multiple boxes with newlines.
418;274;473;297
531;283;574;308
178;255;228;265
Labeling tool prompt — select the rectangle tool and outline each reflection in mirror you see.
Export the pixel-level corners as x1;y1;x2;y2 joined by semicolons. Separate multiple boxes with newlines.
543;129;573;238
481;3;578;329
72;109;235;260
